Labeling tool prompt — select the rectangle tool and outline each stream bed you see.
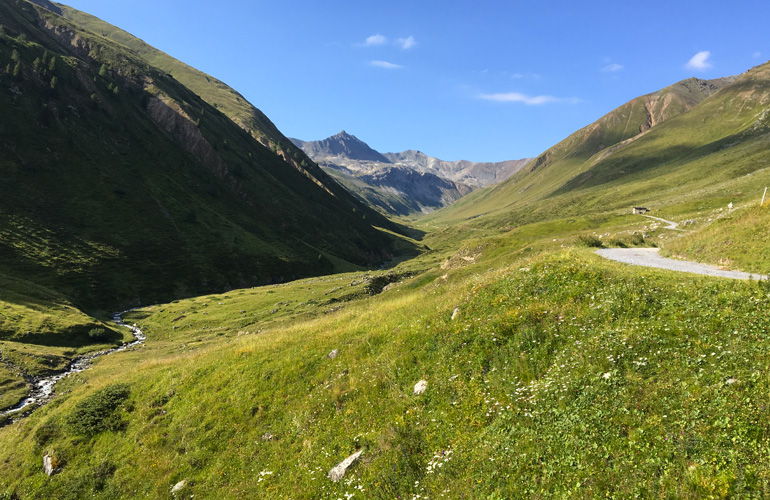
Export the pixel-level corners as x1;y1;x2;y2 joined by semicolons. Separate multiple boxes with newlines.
1;311;145;423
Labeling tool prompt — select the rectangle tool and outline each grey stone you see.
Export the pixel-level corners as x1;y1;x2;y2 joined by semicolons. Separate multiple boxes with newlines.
328;450;363;482
43;453;60;476
171;479;187;493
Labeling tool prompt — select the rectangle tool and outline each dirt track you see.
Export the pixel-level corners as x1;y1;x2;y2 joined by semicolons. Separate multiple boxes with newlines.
596;248;767;281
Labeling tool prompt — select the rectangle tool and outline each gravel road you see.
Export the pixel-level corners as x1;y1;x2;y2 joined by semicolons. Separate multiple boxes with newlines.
596;248;768;280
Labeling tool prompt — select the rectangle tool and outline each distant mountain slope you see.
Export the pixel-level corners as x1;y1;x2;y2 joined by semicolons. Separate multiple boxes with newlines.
431;70;767;226
292;131;528;215
292;131;391;163
383;150;530;189
0;0;411;311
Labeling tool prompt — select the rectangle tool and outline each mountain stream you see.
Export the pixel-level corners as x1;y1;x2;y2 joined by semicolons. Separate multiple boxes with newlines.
1;311;145;423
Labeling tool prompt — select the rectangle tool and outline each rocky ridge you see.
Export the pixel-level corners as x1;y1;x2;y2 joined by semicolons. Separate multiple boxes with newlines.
291;131;530;215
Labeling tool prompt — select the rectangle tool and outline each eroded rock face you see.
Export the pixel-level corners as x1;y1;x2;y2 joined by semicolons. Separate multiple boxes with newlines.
327;450;363;482
146;94;226;177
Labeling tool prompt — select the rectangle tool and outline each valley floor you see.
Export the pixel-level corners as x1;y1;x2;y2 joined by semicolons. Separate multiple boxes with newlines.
1;203;769;498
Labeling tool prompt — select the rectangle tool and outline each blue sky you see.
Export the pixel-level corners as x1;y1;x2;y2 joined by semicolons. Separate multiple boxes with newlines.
60;0;768;162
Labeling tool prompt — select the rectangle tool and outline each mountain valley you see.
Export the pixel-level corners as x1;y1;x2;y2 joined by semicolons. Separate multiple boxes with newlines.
1;1;770;498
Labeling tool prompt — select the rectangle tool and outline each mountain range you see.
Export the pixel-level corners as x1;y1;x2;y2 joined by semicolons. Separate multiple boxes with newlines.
291;131;530;215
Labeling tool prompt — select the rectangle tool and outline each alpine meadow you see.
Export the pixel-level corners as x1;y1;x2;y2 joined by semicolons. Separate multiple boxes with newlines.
1;1;770;499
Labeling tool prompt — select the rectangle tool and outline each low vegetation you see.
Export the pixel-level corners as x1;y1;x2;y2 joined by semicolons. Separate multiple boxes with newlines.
1;213;769;497
663;203;770;274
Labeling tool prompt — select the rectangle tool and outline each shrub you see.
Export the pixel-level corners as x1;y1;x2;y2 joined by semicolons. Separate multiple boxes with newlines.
575;235;604;248
88;327;108;341
66;384;131;436
34;419;60;446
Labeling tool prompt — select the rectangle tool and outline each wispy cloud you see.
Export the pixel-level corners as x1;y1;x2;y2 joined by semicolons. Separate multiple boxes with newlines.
478;92;562;105
601;63;624;73
685;51;713;71
363;34;387;46
370;60;403;70
396;36;417;50
358;34;417;50
753;51;762;59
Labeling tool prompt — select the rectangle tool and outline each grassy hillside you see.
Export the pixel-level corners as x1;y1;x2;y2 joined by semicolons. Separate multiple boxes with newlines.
0;0;412;314
1;217;768;497
662;203;770;274
53;3;373;214
426;68;767;229
2;4;770;497
0;0;418;412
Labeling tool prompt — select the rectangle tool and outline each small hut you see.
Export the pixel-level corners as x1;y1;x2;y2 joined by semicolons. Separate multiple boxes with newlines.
632;207;649;214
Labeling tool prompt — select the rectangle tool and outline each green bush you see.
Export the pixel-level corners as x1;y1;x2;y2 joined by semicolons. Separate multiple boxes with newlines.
66;384;131;436
575;234;604;248
87;327;108;341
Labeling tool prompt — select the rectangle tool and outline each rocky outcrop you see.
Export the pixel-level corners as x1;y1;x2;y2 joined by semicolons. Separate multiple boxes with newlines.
146;93;227;178
43;453;61;476
328;450;363;482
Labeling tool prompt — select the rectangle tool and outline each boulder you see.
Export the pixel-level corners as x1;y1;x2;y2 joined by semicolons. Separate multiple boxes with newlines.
328;450;363;482
327;349;339;359
43;453;60;476
451;307;460;320
413;379;428;395
171;479;187;493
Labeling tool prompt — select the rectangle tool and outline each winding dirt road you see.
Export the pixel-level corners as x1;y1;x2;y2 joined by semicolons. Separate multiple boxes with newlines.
596;247;767;281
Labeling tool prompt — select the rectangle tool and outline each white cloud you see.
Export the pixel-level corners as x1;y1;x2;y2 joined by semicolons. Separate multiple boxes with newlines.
364;34;387;46
370;60;403;70
396;36;417;50
753;51;762;59
478;92;560;105
601;63;624;72
685;51;713;71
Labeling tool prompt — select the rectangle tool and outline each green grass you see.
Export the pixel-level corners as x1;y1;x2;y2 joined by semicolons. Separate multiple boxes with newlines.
662;203;770;274
2;231;770;498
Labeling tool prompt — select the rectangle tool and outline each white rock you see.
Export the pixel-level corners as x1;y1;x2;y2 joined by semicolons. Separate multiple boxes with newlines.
413;379;428;395
327;450;363;482
43;453;59;476
327;349;338;359
171;479;187;493
451;308;460;320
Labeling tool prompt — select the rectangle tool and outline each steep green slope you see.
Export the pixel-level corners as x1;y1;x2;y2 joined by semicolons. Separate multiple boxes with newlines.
0;0;410;313
428;71;763;227
53;2;367;211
